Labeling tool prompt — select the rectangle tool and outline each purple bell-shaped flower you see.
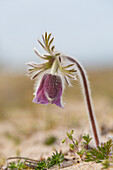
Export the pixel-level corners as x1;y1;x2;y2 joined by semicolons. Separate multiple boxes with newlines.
33;74;63;108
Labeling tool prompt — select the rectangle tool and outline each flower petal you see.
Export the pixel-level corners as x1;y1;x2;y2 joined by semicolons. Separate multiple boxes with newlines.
51;97;63;108
33;89;49;105
44;74;62;100
36;74;48;93
32;73;63;108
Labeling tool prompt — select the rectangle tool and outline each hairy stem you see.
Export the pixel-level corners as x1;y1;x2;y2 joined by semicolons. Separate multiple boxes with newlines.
66;56;100;147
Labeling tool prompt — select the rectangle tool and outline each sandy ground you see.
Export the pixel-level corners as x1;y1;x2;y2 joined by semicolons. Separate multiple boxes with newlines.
0;71;113;169
0;98;113;169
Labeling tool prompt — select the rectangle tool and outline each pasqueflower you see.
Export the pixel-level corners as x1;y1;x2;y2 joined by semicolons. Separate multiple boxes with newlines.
27;32;77;108
26;32;100;146
33;73;63;108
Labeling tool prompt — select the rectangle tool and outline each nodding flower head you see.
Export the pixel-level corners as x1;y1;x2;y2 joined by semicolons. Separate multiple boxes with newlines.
33;73;63;108
26;32;77;108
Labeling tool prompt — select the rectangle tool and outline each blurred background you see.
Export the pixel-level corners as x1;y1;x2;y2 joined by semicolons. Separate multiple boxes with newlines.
0;0;113;162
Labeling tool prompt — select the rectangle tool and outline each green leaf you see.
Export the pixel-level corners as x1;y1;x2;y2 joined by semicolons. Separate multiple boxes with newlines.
71;130;74;135
77;148;86;157
69;144;75;150
75;140;78;146
62;139;66;144
85;139;113;163
66;132;73;140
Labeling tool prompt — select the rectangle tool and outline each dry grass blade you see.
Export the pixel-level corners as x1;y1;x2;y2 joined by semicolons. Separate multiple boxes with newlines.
7;156;39;163
7;156;40;169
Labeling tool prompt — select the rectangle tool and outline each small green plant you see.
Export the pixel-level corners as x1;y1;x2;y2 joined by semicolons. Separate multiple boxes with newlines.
36;160;47;170
44;136;57;145
82;134;92;149
8;159;27;169
62;131;113;169
77;149;86;159
76;134;92;160
85;139;113;163
8;151;64;170
46;151;64;168
62;130;78;152
7;131;113;169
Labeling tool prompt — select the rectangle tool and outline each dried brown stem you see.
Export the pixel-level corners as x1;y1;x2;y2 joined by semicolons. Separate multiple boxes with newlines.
66;56;100;147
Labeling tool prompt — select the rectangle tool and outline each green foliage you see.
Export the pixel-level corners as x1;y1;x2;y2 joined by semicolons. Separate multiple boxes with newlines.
62;130;78;152
8;159;27;169
35;151;64;169
66;130;74;140
82;134;92;146
69;144;75;151
85;140;113;163
82;134;92;151
8;151;64;170
77;149;86;158
44;136;57;145
62;131;113;169
36;160;47;170
7;131;113;169
46;151;64;168
62;138;66;143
